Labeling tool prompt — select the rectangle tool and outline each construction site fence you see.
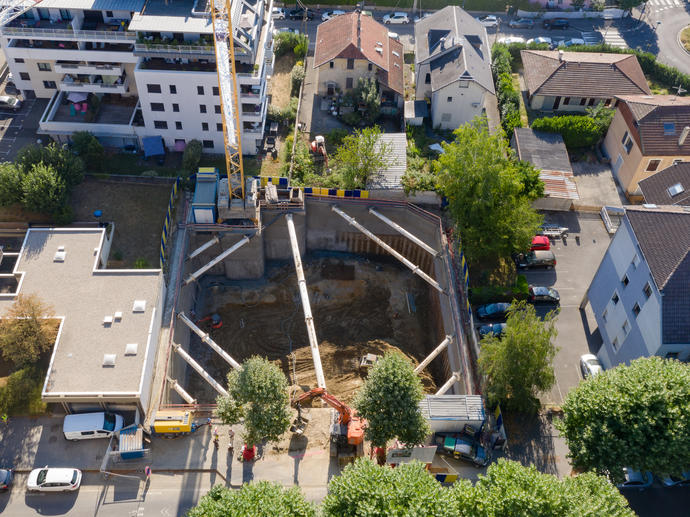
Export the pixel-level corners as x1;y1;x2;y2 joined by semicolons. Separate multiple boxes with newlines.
159;177;182;268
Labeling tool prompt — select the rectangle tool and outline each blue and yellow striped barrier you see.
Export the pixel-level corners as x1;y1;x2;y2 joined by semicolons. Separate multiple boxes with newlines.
253;176;370;199
160;177;181;268
434;473;458;484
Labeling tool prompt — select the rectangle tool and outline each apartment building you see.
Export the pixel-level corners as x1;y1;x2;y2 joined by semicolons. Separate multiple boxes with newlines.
0;0;274;155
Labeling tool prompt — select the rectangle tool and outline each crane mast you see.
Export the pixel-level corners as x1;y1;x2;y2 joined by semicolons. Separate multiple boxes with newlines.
211;0;245;203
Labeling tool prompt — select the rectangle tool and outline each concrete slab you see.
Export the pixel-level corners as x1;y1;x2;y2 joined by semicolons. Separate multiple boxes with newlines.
571;161;627;209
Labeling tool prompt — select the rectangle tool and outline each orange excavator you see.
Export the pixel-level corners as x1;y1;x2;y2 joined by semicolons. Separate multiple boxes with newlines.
292;387;365;464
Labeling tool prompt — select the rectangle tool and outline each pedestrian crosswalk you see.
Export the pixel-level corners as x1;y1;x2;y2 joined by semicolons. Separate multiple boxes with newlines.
647;0;684;10
602;27;627;49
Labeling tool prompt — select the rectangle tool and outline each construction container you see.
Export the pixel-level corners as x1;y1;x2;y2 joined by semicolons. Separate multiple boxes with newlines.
150;410;193;434
419;395;486;434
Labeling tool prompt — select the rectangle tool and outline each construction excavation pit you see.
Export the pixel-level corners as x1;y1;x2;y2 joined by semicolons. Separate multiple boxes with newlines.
186;255;441;403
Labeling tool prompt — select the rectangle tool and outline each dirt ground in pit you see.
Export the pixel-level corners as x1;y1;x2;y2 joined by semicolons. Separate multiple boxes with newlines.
186;255;441;403
267;407;332;456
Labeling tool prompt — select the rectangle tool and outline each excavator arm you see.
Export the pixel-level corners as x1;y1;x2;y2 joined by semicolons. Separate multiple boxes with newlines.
293;387;352;425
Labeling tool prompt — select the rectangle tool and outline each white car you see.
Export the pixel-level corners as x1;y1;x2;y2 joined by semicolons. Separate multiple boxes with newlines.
579;354;602;379
560;38;586;47
273;27;299;36
414;12;431;23
476;15;498;28
527;36;552;45
322;10;345;21
383;12;409;24
497;36;525;45
0;95;21;111
27;467;82;492
271;7;286;20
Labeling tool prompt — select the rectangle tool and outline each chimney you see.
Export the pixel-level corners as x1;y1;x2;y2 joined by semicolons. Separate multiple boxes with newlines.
440;37;445;51
357;11;362;50
558;50;564;62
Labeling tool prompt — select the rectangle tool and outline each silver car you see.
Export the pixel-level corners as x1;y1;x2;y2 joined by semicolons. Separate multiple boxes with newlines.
0;95;21;111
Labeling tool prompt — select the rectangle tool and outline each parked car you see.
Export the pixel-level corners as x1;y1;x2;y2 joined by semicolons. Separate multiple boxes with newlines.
657;471;690;487
4;80;18;95
527;36;552;45
531;235;551;251
271;7;286;20
414;12;431;23
288;7;314;20
508;18;534;29
476;302;511;321
556;38;586;47
434;432;489;467
528;286;560;303
543;18;570;30
274;27;300;35
322;10;345;21
497;36;526;45
383;12;409;24
617;468;653;490
513;250;556;269
0;95;21;111
27;467;82;492
63;411;124;441
0;469;13;491
579;353;603;379
476;15;498;28
479;323;507;338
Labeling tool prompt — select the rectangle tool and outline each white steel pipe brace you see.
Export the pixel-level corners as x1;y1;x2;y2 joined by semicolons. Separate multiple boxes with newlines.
177;312;241;369
368;208;438;257
187;235;220;260
173;344;228;396
286;213;327;389
167;377;197;404
435;371;462;396
184;235;250;285
414;335;452;374
331;206;446;294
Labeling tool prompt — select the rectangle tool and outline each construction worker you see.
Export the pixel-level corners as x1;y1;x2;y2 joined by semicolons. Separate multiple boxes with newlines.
213;427;220;449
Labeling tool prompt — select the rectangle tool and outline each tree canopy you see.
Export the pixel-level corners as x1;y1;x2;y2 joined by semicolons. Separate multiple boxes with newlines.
434;117;543;268
71;131;105;172
15;142;84;188
333;126;391;189
21;163;67;215
479;300;558;413
0;294;55;367
186;482;315;517
557;356;690;481
215;356;291;446
352;352;430;449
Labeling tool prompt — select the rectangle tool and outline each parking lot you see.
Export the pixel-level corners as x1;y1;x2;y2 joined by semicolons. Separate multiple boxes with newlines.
0;72;46;161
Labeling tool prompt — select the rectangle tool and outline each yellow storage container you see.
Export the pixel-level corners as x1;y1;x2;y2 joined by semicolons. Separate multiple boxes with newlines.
151;410;192;434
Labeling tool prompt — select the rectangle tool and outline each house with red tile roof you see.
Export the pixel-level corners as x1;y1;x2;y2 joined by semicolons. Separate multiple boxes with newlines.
313;11;404;109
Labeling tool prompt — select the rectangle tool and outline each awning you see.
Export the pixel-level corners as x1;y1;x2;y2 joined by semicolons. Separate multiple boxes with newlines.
67;92;88;103
142;135;165;157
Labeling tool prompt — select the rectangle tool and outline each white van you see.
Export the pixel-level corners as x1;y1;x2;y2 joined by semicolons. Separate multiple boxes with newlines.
63;412;124;441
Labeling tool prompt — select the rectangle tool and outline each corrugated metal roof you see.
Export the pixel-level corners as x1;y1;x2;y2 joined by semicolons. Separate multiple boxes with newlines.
368;133;407;190
418;395;485;421
37;0;145;10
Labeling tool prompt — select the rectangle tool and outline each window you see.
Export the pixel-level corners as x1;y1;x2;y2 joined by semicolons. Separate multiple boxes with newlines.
368;63;372;71
441;113;452;122
612;337;620;351
632;254;640;268
169;85;177;94
458;80;469;88
611;292;619;304
602;309;608;322
202;122;209;131
621;131;629;145
14;58;24;63
579;98;587;106
147;84;161;93
150;102;164;112
214;105;221;114
346;77;353;89
622;274;629;287
604;98;611;107
447;96;453;103
633;303;641;317
199;104;207;113
664;122;676;135
563;97;571;105
106;11;114;17
643;282;652;299
624;135;633;154
216;123;223;132
425;73;431;84
347;58;354;70
203;140;214;148
666;352;679;360
212;86;219;96
19;72;29;81
42;80;56;89
154;120;168;129
329;61;334;69
622;320;630;336
646;159;661;172
588;98;596;106
37;62;50;71
197;85;204;95
172;103;179;112
175;121;182;130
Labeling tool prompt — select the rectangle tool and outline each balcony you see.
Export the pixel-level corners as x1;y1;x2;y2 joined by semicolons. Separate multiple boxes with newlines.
138;58;216;73
134;33;215;58
1;18;136;42
55;63;124;76
60;73;129;95
8;39;136;62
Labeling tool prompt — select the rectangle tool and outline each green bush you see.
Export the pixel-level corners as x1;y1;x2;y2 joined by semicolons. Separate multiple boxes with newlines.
71;131;104;172
134;258;150;269
0;162;23;206
492;46;523;135
274;32;308;58
469;275;529;305
15;142;84;188
0;366;46;416
21;163;67;215
531;114;606;148
182;139;202;174
268;97;299;125
290;63;305;96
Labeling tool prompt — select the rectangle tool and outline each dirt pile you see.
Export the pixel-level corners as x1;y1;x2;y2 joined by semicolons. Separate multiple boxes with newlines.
268;407;332;456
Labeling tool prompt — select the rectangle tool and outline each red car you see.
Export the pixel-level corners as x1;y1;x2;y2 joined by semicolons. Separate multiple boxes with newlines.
530;236;550;251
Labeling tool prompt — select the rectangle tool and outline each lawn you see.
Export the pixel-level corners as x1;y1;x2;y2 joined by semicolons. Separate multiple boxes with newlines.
96;149;180;177
70;178;175;268
270;54;298;110
681;26;690;52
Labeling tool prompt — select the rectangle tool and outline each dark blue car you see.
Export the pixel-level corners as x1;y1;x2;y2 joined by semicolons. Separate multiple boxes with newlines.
479;323;507;338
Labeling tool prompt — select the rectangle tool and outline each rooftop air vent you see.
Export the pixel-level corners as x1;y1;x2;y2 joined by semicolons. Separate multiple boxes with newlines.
668;183;685;196
54;247;66;262
103;315;113;325
103;354;116;367
375;47;383;54
642;204;658;209
125;343;138;356
132;300;146;312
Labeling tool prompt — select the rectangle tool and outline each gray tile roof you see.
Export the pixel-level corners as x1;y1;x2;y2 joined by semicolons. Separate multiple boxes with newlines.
512;128;572;173
639;163;690;206
414;6;494;95
660;252;690;344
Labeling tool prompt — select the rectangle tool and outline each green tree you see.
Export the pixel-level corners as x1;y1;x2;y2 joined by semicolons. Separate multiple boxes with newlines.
215;356;291;447
0;294;55;367
449;459;634;517
619;0;646;12
322;458;452;517
0;162;23;206
186;482;315;517
15;142;84;188
479;301;558;413
182;139;202;174
556;356;690;482
333;126;391;189
71;131;105;172
21;163;67;215
435;117;543;268
353;77;381;124
353;352;430;458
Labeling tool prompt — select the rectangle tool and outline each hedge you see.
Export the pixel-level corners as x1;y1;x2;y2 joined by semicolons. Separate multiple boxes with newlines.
531;114;605;148
469;275;529;305
492;44;522;136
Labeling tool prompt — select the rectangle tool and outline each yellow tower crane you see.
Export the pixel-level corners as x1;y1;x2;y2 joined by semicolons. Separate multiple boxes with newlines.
211;0;245;204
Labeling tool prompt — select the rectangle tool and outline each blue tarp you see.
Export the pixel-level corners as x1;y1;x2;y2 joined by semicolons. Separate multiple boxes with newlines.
142;136;164;158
